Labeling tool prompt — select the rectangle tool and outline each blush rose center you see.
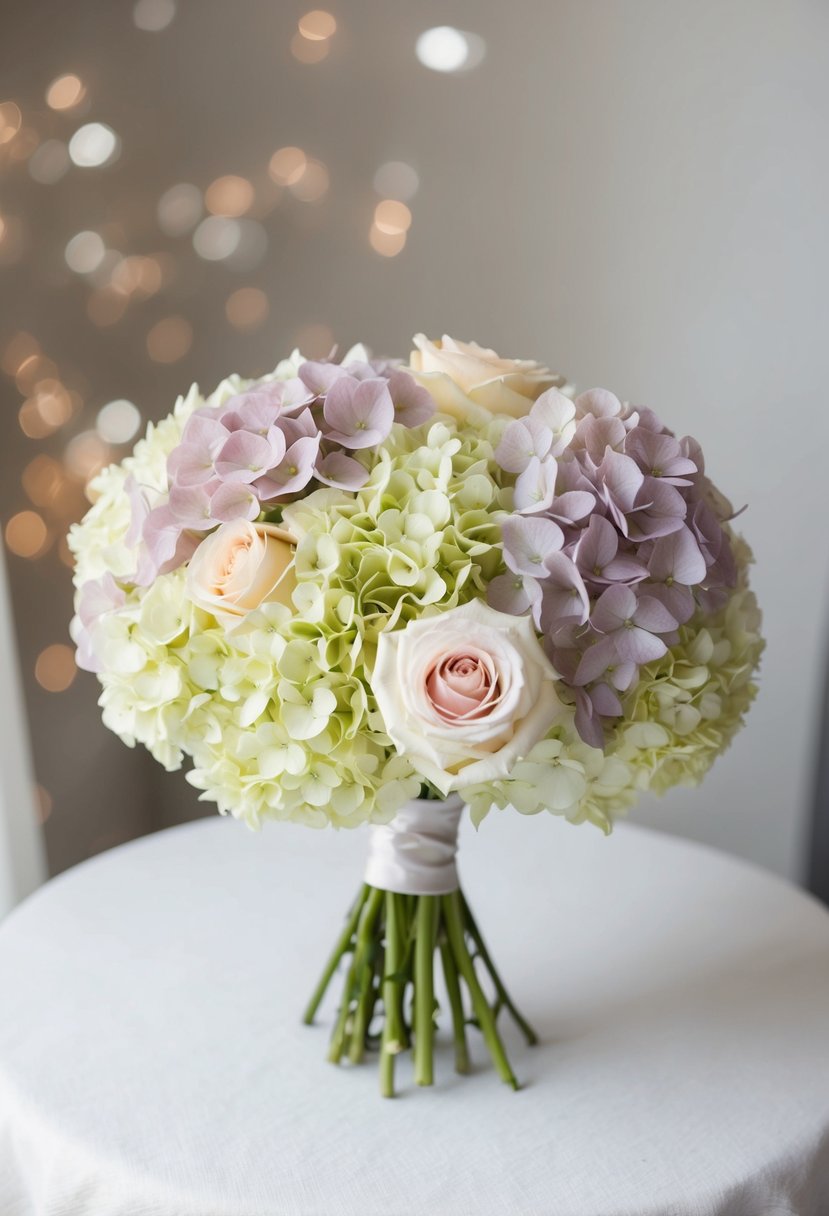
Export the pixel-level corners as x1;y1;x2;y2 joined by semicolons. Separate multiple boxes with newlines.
425;650;501;723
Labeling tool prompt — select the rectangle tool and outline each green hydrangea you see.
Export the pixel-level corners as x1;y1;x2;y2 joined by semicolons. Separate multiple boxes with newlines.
91;415;513;829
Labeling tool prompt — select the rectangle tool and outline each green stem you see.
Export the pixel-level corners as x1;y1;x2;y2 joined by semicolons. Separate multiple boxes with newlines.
414;896;438;1086
345;887;385;1063
439;929;470;1075
460;893;538;1046
380;891;404;1098
442;890;519;1091
327;887;384;1063
303;884;370;1026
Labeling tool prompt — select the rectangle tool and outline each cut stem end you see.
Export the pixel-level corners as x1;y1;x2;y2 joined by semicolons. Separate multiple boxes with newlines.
304;882;535;1097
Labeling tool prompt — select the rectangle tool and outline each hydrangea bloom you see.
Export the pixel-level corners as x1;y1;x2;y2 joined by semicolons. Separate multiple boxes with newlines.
69;338;763;834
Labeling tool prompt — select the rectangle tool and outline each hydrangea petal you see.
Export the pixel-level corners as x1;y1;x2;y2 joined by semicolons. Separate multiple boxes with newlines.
385;370;435;428
649;526;707;585
591;583;637;632
530;389;576;454
575;388;622;419
502;516;564;577
255;435;321;499
210;482;260;523
298;360;349;395
168;416;228;486
514;456;557;513
315;452;370;491
215;430;282;484
487;572;541;616
633;595;678;634
323;378;395;448
496;419;543;474
614;627;667;664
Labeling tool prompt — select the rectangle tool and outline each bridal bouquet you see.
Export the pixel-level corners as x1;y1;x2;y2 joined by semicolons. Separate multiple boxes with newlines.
70;335;763;1095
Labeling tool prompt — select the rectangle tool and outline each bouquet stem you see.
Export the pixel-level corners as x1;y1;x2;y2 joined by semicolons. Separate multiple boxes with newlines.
303;882;536;1097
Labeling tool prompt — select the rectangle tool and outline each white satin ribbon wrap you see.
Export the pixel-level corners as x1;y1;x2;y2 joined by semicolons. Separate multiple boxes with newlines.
364;796;464;895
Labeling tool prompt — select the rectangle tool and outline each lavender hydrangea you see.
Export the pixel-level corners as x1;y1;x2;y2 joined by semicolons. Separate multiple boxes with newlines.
491;386;739;747
129;355;434;584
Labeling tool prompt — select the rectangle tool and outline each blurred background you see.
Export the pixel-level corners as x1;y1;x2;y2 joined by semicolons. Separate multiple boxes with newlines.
1;0;828;890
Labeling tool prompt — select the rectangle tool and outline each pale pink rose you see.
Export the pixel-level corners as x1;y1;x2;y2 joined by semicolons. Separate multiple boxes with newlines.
185;519;296;629
426;650;500;724
371;600;562;795
407;334;567;424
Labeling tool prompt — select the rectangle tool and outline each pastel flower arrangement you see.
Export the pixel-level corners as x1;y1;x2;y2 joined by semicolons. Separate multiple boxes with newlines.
69;334;763;1094
70;335;761;833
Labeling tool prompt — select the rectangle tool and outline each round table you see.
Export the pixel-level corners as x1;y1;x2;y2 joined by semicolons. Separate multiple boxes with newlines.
1;814;828;1216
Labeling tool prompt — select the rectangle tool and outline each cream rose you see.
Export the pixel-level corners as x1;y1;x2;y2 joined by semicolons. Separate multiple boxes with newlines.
407;334;566;423
186;520;297;629
371;599;563;795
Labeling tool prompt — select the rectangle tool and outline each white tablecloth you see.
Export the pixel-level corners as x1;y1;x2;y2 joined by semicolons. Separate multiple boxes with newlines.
1;813;828;1216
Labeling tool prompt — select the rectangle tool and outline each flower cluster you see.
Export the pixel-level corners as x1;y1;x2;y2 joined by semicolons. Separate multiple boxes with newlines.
490;387;740;748
129;351;434;588
69;335;763;834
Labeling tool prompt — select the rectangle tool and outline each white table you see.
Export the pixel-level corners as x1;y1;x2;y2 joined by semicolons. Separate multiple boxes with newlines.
1;813;828;1216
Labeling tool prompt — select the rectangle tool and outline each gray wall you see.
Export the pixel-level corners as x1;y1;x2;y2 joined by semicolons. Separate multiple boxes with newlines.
2;0;827;879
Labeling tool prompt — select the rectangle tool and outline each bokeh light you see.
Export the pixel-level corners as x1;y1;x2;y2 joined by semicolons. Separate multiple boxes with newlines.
30;380;75;429
133;0;176;32
289;159;329;202
35;644;77;693
18;400;54;439
0;214;24;265
22;456;66;507
2;332;39;376
369;225;407;257
294;322;334;357
290;33;330;64
64;230;106;274
374;199;412;236
0;101;22;146
5;511;50;559
157;183;203;235
415;27;485;73
96;399;142;444
87;288;129;327
297;10;336;40
373;161;420;202
64;431;111;480
223;219;268;271
45;74;86;111
193;215;241;261
109;255;163;298
146;316;192;362
15;353;58;394
7;126;40;163
225;287;269;331
28;139;70;185
269;146;307;187
68;122;120;168
205;174;255;217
